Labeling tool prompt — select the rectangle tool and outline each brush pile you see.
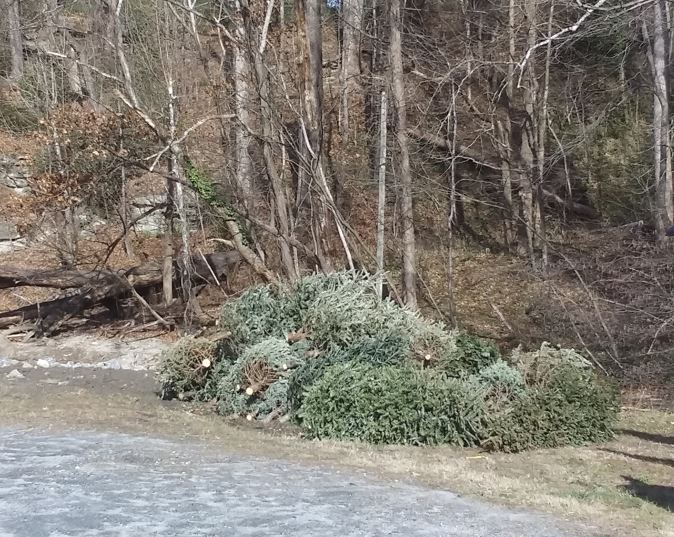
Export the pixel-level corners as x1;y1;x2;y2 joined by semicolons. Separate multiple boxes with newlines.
160;272;619;451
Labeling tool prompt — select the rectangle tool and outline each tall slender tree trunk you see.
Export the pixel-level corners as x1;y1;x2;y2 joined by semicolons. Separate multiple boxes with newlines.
651;0;674;242
233;3;254;206
375;90;388;297
3;0;24;82
295;0;353;271
296;0;330;267
499;0;517;250
339;0;364;140
233;3;297;280
521;0;539;264
390;0;417;309
535;0;555;270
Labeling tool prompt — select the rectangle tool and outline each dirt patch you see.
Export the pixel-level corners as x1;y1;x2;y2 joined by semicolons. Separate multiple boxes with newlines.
0;332;169;370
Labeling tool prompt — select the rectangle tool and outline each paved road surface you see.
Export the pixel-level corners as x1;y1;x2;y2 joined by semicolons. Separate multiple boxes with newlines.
0;428;584;537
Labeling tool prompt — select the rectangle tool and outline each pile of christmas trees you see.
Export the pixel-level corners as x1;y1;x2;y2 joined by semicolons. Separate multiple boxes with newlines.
160;272;618;451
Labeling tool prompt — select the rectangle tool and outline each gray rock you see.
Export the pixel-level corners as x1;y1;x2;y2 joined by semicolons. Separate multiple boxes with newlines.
0;174;28;189
0;237;27;253
35;358;51;368
0;357;20;368
21;362;33;369
0;221;19;241
100;359;122;370
0;155;31;195
5;369;24;380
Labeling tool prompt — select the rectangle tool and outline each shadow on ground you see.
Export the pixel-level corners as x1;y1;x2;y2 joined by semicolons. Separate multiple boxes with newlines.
621;476;674;512
619;429;674;446
601;449;674;468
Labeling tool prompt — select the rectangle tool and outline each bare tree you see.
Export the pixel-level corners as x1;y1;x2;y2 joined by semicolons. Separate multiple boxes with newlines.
295;0;354;271
232;1;255;206
338;0;364;139
375;90;388;297
2;0;24;82
643;0;674;243
389;0;417;308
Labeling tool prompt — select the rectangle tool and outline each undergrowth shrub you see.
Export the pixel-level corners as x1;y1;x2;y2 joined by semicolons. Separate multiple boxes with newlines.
216;337;305;419
471;360;525;407
438;333;501;376
219;285;292;346
482;366;620;452
511;342;593;386
287;330;412;415
159;337;219;400
300;363;487;446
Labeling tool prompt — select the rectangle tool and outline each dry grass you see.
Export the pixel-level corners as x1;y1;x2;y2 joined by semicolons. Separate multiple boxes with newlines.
1;369;671;537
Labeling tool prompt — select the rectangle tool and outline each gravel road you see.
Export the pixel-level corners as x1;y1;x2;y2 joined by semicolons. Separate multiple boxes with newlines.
0;428;586;537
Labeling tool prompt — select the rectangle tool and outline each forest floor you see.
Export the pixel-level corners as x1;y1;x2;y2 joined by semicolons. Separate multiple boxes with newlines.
0;364;672;537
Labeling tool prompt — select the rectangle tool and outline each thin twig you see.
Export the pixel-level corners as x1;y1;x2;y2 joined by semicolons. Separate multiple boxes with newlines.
124;277;172;328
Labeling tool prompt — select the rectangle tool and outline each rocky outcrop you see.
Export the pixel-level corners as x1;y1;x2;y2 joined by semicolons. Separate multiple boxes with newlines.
0;155;31;195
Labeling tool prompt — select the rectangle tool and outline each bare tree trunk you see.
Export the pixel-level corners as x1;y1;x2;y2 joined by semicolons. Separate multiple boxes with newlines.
459;0;472;102
235;5;297;281
296;0;354;270
339;0;364;139
167;73;195;316
534;0;555;270
499;0;517;250
447;86;459;324
645;0;674;243
233;3;254;206
390;0;417;309
375;90;388;297
295;0;329;266
162;178;176;304
521;0;539;264
3;0;24;82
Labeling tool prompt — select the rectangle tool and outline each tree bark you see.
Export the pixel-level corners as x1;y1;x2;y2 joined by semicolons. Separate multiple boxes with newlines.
3;0;24;82
390;0;417;309
520;0;539;264
239;7;297;281
375;90;388;298
339;0;364;139
295;0;330;265
233;3;254;206
295;0;354;270
501;0;517;249
162;176;176;304
644;0;674;243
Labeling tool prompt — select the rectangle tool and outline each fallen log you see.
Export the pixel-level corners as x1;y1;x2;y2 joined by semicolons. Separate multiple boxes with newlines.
0;251;241;291
0;266;116;290
0;251;242;334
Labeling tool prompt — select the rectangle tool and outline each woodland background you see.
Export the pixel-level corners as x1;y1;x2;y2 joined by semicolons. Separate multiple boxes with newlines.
1;0;673;406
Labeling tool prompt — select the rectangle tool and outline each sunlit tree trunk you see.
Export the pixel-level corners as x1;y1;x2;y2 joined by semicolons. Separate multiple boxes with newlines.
375;90;388;297
3;0;24;82
339;0;364;140
390;0;417;308
644;0;674;243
